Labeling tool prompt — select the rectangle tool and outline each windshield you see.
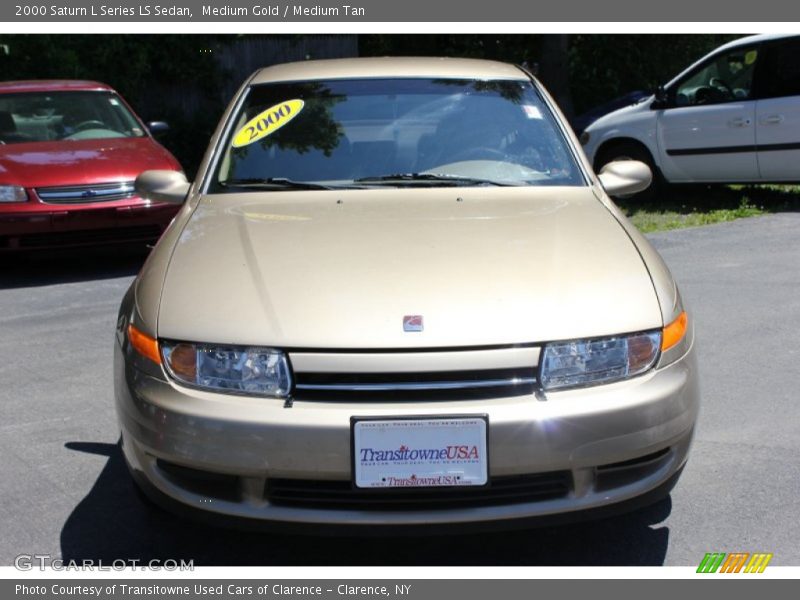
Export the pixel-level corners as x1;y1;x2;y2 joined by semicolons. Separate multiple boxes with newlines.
0;91;146;144
211;78;585;191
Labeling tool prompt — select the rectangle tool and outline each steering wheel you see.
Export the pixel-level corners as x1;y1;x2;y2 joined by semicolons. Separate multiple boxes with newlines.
447;147;508;162
693;87;713;105
74;120;107;131
709;77;734;98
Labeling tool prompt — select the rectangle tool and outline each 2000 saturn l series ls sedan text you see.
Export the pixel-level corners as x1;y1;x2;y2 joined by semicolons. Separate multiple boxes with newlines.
114;57;699;532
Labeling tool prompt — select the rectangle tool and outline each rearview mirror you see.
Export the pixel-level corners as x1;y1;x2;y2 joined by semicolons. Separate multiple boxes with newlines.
135;170;190;205
597;160;652;197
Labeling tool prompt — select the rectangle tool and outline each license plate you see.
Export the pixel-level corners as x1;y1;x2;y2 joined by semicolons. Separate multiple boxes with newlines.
352;416;488;489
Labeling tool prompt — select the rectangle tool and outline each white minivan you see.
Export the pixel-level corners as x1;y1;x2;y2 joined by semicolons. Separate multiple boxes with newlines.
582;34;800;192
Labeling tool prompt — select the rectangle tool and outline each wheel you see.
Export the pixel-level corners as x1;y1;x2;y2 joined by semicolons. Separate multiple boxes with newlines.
594;141;660;202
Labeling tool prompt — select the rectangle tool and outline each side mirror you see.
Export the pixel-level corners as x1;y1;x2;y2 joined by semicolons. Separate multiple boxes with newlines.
651;85;669;110
147;121;170;136
598;160;652;197
135;170;190;205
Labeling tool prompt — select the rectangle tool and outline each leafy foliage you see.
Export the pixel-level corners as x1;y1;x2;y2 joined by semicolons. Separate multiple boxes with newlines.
360;34;742;115
567;34;740;114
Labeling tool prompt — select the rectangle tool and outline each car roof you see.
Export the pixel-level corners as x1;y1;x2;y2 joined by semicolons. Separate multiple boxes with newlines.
0;80;115;95
249;57;529;85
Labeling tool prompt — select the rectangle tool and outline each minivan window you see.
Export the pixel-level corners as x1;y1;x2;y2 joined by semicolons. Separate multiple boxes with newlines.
756;38;800;99
673;47;759;107
211;78;585;191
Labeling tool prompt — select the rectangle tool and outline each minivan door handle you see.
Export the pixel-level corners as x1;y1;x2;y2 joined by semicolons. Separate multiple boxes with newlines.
728;117;752;127
761;114;785;125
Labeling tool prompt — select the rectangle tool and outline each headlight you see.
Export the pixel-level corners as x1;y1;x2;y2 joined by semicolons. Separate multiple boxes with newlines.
0;185;27;203
161;341;292;397
540;330;661;391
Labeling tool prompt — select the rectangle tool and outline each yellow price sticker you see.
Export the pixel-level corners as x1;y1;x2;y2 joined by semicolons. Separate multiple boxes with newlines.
232;99;305;148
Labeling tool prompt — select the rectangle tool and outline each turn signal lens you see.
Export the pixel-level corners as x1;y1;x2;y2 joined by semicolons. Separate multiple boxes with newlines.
127;324;161;365
167;343;197;379
662;311;688;351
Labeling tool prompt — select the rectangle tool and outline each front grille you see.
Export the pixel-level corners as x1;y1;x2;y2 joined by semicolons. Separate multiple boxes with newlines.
10;225;161;249
266;472;571;510
36;181;136;204
293;367;537;401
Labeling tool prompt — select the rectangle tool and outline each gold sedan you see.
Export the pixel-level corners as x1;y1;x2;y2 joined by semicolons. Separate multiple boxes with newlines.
114;57;698;531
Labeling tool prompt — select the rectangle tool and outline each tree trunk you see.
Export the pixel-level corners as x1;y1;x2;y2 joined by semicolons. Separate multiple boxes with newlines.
538;35;574;121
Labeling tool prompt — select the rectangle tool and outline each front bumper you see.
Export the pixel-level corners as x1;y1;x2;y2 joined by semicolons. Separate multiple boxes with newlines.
0;198;179;250
115;341;699;529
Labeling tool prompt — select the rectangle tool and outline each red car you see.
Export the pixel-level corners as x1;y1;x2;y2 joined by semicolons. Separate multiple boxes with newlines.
0;80;183;251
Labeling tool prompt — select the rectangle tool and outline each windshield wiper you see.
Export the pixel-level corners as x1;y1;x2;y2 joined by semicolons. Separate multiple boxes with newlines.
219;177;339;191
354;173;514;187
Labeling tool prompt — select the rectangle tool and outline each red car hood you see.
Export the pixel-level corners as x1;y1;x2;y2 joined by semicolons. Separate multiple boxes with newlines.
0;137;180;187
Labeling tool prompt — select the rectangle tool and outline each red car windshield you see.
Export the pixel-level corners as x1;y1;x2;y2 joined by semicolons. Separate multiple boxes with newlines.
0;90;146;144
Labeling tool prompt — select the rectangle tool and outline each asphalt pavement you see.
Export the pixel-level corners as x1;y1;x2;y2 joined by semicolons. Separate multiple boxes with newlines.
1;213;798;566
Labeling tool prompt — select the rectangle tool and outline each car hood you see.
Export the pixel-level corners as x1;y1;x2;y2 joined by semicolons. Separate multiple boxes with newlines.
0;138;179;187
156;187;663;348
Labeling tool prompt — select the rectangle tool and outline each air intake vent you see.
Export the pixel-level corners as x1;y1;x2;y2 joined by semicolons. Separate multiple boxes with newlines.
266;471;571;510
595;447;672;492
